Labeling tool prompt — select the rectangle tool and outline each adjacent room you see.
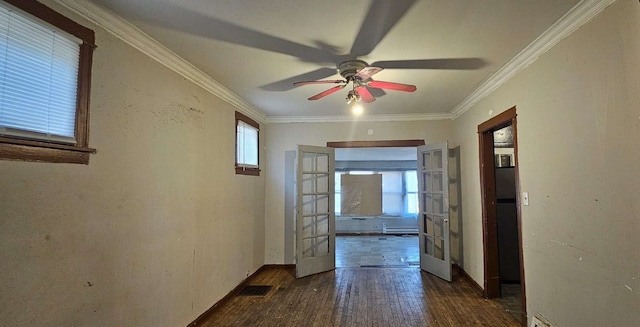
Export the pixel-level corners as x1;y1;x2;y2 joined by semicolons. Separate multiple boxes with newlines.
334;147;420;268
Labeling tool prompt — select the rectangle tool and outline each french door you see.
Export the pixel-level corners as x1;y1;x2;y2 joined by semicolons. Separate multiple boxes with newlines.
417;142;451;281
295;145;336;278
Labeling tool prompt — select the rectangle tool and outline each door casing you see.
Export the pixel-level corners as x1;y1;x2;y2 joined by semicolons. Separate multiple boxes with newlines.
477;106;527;324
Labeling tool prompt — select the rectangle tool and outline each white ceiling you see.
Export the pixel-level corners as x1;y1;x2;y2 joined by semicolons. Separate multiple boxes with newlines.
86;0;580;119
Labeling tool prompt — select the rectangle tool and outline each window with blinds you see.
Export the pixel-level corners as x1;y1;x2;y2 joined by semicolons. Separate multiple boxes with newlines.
0;2;81;144
0;0;95;164
236;120;258;166
235;111;260;176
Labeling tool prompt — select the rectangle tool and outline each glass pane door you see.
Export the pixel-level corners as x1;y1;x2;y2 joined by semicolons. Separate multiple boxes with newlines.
417;142;451;281
296;145;335;278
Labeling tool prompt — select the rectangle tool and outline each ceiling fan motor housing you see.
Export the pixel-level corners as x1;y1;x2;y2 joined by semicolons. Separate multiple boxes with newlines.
338;60;369;80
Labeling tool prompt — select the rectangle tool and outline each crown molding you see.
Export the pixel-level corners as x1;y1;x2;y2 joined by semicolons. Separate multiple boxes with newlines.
53;0;267;124
450;0;616;120
266;112;451;124
53;0;613;125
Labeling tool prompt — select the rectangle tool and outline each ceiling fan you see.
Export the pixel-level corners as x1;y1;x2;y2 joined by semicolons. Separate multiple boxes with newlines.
133;0;487;102
293;59;416;103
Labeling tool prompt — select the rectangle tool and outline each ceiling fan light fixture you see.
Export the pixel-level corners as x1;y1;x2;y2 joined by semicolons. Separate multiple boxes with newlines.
351;103;363;116
345;90;361;104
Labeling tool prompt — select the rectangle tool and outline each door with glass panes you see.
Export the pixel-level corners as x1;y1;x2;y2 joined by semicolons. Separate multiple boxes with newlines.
417;142;451;281
296;145;335;278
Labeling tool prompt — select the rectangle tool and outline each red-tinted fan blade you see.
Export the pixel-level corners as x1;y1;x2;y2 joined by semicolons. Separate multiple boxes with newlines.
294;80;345;87
367;80;416;92
354;66;383;81
355;86;376;103
308;84;346;100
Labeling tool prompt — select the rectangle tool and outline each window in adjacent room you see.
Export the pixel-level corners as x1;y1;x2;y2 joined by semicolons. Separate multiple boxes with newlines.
0;0;96;164
335;170;418;217
404;170;419;215
334;172;345;215
235;111;259;176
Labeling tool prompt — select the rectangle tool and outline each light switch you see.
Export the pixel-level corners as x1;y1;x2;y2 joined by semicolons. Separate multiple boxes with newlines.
523;192;529;206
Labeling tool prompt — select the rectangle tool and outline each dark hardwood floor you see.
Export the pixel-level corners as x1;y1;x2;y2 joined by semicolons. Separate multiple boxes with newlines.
198;266;519;327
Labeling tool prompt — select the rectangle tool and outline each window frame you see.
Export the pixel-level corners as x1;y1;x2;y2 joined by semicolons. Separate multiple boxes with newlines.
235;111;260;176
0;0;96;164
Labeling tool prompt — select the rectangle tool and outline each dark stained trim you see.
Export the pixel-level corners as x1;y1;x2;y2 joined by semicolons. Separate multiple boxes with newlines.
3;0;96;46
453;263;483;297
0;137;96;153
478;106;516;133
477;106;527;325
479;130;500;298
235;166;261;176
0;143;90;164
327;140;425;148
235;111;259;130
235;111;261;176
511;118;527;326
75;43;95;147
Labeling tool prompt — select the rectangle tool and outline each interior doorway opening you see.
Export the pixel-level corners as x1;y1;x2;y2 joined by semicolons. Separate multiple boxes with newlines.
328;140;424;269
478;107;526;324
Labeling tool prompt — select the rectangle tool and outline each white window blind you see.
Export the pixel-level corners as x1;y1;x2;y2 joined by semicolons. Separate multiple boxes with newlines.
335;172;345;215
0;2;81;144
405;170;419;215
381;171;403;216
236;120;258;167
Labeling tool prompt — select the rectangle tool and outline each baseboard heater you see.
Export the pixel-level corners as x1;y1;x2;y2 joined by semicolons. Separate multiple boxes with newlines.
382;223;419;234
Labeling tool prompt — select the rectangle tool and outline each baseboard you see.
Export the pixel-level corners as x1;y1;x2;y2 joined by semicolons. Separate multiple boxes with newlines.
452;263;484;297
187;264;292;327
263;264;295;270
336;232;417;236
336;232;383;236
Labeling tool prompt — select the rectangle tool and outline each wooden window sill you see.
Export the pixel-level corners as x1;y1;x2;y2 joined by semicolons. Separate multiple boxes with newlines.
0;137;96;164
235;166;260;176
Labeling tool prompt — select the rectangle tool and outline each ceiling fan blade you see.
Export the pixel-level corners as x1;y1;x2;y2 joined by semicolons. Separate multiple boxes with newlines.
355;86;376;103
294;80;346;87
308;85;346;100
369;88;387;98
367;80;416;92
261;68;337;91
135;3;339;64
350;0;417;56
354;66;383;81
371;58;488;70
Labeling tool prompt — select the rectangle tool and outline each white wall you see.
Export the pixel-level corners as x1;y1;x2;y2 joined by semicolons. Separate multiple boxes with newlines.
264;120;452;264
0;2;265;326
451;1;640;325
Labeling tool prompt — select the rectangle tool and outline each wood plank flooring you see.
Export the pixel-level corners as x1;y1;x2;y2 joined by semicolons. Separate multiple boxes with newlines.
199;267;519;327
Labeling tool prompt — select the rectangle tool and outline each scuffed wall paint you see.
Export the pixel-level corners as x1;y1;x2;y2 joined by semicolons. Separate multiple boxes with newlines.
451;1;640;326
0;1;265;326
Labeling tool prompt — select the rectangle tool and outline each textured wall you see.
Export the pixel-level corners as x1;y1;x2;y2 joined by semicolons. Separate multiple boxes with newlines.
451;1;640;325
0;2;265;326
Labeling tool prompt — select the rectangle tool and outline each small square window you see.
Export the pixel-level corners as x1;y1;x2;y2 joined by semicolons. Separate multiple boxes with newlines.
235;111;260;176
0;0;96;164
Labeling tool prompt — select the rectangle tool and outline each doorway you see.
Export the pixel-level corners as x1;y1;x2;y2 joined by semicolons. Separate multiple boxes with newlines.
328;140;424;269
478;107;526;324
